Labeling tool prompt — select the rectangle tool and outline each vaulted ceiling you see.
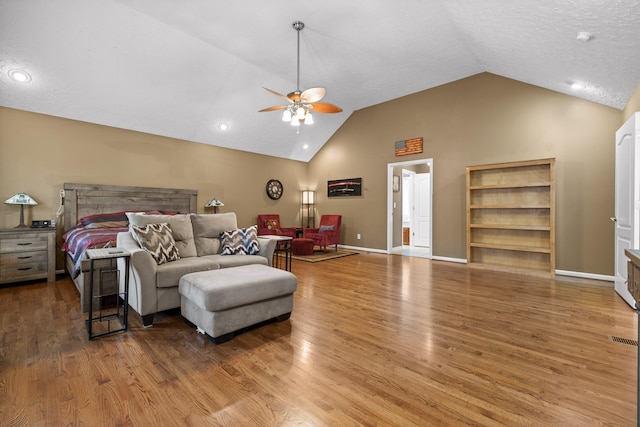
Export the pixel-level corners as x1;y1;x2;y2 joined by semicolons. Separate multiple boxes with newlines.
2;1;639;162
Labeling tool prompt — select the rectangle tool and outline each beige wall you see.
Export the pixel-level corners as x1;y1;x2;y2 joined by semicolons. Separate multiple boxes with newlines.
624;82;640;120
1;72;631;276
308;73;622;275
0;107;307;267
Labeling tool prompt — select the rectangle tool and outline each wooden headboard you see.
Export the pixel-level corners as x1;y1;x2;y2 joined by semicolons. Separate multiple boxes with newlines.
63;183;198;231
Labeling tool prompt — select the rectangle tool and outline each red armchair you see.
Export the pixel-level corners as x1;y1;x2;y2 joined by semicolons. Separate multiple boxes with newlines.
257;214;296;238
303;215;341;252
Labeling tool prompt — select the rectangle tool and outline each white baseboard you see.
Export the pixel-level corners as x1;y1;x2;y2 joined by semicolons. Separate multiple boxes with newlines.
338;248;613;283
338;244;387;254
555;269;614;283
431;256;467;264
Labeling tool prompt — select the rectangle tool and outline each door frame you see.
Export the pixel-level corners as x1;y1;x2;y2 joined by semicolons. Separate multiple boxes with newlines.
387;158;433;255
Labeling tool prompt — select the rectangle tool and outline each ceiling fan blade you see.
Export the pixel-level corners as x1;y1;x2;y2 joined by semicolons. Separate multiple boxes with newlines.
308;102;343;114
263;87;293;103
259;105;288;112
301;87;326;103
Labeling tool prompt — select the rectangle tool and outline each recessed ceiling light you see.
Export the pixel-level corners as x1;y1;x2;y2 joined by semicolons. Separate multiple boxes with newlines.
576;32;593;42
571;82;586;90
8;69;32;83
303;144;309;150
217;123;229;131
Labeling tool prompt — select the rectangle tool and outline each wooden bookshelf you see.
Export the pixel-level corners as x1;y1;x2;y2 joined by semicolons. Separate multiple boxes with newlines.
466;158;555;277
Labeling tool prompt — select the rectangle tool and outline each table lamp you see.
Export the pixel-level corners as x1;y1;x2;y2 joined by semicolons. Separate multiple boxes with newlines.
204;197;224;214
4;192;38;228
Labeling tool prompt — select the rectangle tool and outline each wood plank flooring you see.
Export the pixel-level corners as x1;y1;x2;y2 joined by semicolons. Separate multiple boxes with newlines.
0;252;637;426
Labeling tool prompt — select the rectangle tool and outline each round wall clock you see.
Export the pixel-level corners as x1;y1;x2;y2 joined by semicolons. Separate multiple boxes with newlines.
266;179;283;200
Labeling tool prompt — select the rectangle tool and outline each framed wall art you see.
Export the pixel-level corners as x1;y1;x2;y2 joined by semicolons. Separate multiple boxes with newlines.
328;177;362;197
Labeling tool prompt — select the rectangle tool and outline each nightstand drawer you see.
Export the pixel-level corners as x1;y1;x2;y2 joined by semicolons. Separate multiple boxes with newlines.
1;250;48;265
1;260;48;280
0;237;48;253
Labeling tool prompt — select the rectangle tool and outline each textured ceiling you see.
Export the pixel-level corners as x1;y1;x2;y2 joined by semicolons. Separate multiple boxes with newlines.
1;0;639;162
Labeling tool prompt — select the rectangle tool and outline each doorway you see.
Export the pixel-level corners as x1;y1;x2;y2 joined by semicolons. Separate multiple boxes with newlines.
387;159;433;258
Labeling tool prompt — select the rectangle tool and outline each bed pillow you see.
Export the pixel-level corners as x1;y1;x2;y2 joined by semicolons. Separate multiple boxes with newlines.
318;225;335;234
85;220;129;229
130;223;180;264
220;225;260;255
80;211;129;226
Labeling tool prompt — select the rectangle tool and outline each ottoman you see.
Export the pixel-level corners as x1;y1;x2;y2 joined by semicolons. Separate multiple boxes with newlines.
179;264;297;343
292;238;315;255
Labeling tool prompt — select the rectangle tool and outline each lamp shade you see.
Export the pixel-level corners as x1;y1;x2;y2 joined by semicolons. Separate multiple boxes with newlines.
302;190;315;205
4;192;38;228
205;198;224;208
4;192;38;206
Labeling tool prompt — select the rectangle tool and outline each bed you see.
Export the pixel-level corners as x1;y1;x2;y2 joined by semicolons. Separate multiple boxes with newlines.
62;183;198;312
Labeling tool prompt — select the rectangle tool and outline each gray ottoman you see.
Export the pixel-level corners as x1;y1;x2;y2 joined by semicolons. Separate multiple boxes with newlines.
179;264;297;343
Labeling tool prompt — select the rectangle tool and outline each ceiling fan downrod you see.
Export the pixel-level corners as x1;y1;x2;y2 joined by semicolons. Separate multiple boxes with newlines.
293;21;304;92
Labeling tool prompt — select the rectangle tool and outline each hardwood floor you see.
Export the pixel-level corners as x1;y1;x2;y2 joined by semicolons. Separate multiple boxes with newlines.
1;253;637;426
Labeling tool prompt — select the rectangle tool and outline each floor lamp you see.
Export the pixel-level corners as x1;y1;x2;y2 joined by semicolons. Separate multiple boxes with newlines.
301;190;315;228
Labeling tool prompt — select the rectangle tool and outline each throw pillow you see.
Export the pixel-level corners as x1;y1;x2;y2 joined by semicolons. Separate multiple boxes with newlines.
264;219;281;234
220;225;260;255
318;225;335;234
130;223;180;265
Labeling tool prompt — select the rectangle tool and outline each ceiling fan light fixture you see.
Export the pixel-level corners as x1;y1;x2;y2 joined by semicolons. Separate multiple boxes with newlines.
304;112;313;125
259;20;342;126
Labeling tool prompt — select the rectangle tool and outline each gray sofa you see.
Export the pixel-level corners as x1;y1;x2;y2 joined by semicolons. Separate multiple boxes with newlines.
116;212;276;326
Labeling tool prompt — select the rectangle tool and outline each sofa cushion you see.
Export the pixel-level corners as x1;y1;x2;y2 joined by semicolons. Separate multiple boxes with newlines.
191;213;238;256
130;223;180;265
179;264;298;312
220;226;260;255
156;257;220;288
202;254;268;268
127;213;197;258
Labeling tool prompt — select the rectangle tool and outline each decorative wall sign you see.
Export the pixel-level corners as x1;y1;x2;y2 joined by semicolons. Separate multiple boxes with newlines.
328;178;362;197
395;137;423;156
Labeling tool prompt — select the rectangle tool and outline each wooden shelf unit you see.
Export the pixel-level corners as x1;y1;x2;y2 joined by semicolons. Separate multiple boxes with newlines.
466;158;555;277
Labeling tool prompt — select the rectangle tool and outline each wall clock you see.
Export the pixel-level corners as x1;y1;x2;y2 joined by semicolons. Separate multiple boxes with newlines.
266;179;283;200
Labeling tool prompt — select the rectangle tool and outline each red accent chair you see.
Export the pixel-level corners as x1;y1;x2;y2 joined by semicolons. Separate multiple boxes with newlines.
257;214;296;238
303;215;341;252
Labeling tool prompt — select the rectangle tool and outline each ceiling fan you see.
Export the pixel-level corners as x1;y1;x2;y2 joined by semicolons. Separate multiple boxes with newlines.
259;21;342;126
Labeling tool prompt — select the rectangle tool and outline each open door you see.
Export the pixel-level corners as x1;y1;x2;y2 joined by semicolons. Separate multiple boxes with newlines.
614;112;640;308
412;172;431;247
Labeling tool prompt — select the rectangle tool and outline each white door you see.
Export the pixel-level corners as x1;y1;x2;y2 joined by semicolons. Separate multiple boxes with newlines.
614;112;640;308
412;173;431;247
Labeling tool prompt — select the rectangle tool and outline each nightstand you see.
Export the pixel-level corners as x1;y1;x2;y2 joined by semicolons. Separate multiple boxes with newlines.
0;228;56;285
